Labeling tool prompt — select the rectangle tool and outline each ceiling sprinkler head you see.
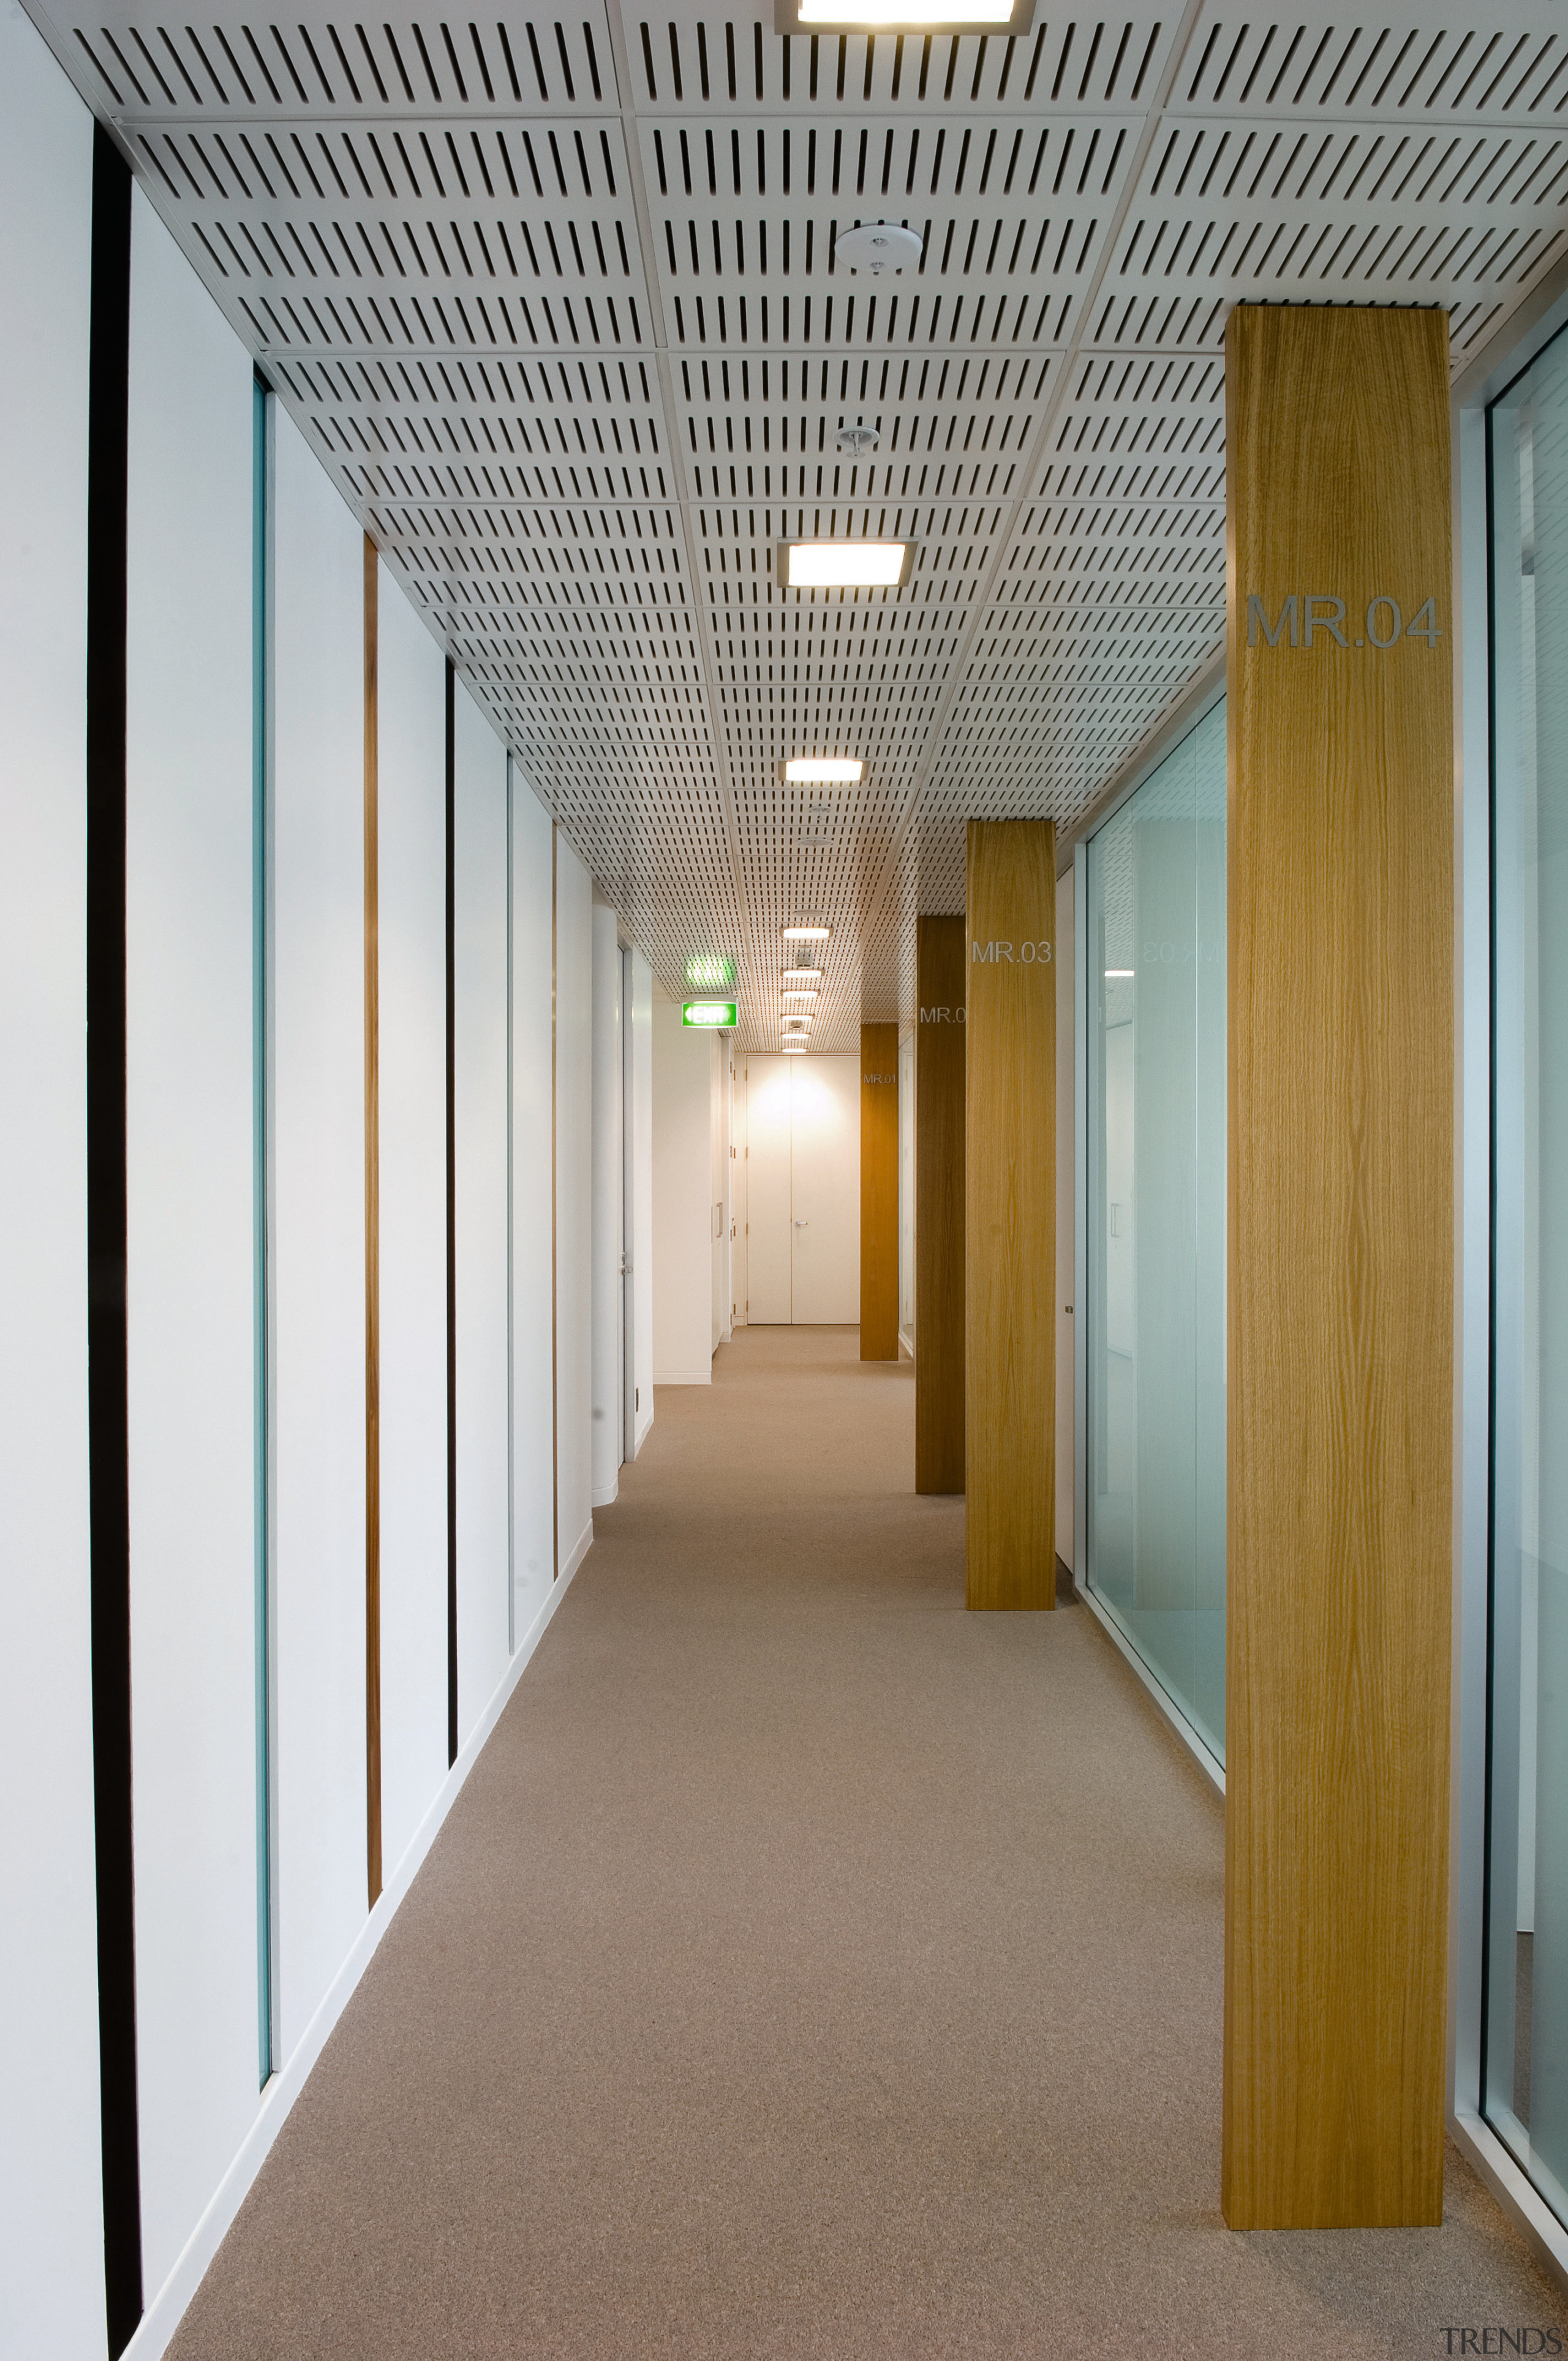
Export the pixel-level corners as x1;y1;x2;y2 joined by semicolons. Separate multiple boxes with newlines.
836;422;880;456
832;219;925;276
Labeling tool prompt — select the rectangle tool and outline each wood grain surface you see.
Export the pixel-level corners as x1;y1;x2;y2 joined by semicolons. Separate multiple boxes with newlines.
965;822;1056;1610
363;534;382;1910
916;916;966;1492
860;1023;900;1359
1223;305;1453;2229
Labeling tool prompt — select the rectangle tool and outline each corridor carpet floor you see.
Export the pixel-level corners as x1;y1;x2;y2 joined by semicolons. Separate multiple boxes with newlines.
169;1326;1566;2360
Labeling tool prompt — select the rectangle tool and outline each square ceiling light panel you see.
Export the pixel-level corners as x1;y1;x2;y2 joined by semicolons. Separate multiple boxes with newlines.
775;0;1035;29
780;759;864;784
776;542;916;593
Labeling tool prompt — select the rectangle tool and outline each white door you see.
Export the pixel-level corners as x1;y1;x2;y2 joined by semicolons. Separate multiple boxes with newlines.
747;1055;793;1322
789;1056;860;1322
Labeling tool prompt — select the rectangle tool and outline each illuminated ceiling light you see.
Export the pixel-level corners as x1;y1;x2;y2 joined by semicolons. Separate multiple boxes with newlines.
778;0;1033;29
782;991;818;1008
783;1041;808;1054
782;925;831;942
785;965;824;984
780;757;863;784
777;540;914;591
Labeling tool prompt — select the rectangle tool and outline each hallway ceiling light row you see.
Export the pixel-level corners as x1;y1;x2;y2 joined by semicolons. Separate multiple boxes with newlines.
31;0;1568;1051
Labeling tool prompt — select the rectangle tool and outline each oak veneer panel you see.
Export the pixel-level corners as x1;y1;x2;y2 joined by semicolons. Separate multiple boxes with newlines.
965;821;1055;1610
860;1022;900;1361
1223;306;1453;2230
363;535;383;1908
916;916;965;1493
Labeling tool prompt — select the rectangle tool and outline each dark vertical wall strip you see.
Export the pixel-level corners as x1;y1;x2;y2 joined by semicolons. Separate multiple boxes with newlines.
445;660;458;1766
251;373;273;2082
551;827;559;1583
363;540;382;1908
86;124;143;2358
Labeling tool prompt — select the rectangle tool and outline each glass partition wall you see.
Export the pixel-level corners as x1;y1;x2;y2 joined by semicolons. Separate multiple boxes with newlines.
1487;323;1568;2226
1084;702;1227;1764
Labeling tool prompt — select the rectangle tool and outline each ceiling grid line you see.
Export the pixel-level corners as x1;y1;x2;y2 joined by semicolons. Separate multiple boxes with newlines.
603;0;758;987
853;0;1212;952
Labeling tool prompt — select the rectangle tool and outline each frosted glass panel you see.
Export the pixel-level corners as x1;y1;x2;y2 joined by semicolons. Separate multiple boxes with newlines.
1487;322;1568;2227
1085;704;1226;1762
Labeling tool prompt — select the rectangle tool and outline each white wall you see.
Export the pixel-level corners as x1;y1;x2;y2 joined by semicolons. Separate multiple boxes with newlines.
555;836;595;1573
590;901;623;1506
270;406;368;2062
0;17;104;2353
653;997;716;1383
453;680;511;1743
0;36;615;2349
374;564;447;1873
630;951;655;1449
124;187;258;2305
510;778;555;1633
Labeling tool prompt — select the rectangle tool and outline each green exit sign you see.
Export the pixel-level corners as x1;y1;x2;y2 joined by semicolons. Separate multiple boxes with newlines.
682;999;736;1029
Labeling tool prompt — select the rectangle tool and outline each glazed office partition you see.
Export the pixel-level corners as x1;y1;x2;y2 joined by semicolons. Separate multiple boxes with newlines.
1084;702;1226;1767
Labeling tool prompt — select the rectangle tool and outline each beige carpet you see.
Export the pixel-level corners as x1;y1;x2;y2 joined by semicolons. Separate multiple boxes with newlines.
171;1325;1565;2359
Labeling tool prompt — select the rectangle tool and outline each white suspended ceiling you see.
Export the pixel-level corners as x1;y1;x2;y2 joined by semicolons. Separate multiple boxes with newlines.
28;0;1567;1048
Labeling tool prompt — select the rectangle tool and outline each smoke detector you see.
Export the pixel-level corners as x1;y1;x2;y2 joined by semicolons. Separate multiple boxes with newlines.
835;422;880;456
833;221;924;276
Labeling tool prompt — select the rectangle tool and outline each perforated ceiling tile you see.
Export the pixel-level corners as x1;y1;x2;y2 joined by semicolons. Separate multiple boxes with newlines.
50;1;617;119
28;0;1568;1049
1170;11;1568;124
633;107;1131;353
625;6;1175;118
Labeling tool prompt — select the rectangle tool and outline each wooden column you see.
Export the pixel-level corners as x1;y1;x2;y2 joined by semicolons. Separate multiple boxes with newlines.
1223;305;1453;2229
916;915;965;1492
965;822;1055;1609
859;1021;899;1360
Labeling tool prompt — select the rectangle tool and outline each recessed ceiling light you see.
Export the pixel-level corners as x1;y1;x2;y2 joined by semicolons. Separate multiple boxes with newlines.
781;757;862;784
777;540;914;591
785;965;824;984
782;925;831;942
782;992;818;1008
783;1041;807;1054
777;0;1031;28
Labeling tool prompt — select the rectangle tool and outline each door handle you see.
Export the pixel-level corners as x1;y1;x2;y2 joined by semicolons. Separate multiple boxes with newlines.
794;1220;809;1228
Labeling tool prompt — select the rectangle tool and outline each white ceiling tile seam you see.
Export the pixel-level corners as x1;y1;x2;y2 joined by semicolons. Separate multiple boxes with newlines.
847;0;1210;964
603;0;758;995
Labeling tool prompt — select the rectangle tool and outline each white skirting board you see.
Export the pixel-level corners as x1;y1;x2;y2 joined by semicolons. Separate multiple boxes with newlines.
560;1514;593;1585
654;1368;712;1386
123;1530;592;2361
590;1476;619;1509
